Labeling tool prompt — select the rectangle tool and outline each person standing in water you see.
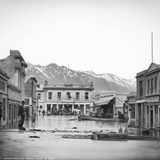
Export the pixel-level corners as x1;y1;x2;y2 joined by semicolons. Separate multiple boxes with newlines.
31;110;36;133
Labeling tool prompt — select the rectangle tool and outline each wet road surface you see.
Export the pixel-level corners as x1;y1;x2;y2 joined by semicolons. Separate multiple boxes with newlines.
0;136;160;160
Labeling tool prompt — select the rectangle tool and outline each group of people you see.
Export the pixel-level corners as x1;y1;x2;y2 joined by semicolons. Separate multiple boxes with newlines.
118;111;129;123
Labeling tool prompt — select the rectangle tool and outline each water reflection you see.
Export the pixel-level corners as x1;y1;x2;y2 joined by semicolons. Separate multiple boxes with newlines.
0;115;118;131
1;115;160;138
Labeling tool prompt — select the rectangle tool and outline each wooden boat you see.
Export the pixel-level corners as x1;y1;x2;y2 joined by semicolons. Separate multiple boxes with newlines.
79;115;119;122
70;117;78;121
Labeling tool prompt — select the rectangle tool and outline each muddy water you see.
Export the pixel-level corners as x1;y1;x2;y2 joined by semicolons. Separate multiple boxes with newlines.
1;115;119;131
1;115;160;138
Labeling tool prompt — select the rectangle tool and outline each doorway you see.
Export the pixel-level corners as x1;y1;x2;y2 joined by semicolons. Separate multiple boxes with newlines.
150;110;153;128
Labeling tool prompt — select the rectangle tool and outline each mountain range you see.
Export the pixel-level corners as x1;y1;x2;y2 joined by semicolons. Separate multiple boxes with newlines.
25;62;136;94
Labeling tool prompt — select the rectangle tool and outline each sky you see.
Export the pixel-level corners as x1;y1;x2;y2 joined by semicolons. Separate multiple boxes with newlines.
0;0;160;79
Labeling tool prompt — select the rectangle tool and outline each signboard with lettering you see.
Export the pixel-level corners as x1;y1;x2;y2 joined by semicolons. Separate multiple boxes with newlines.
95;94;115;105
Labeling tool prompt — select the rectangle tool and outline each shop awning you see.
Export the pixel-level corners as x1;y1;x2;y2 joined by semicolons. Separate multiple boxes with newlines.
94;94;115;106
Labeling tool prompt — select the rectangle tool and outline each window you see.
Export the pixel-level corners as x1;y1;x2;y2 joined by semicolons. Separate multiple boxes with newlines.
85;92;89;100
138;103;141;119
155;105;158;122
25;98;29;105
9;104;11;120
147;106;149;121
139;81;143;97
38;93;41;99
147;79;150;94
131;104;135;119
14;105;16;119
0;81;5;92
3;98;5;120
155;77;157;93
57;92;61;99
76;92;79;100
67;92;71;99
48;92;52;100
151;79;153;94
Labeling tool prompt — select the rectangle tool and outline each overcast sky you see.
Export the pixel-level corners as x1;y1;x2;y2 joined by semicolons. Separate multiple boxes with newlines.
0;0;160;79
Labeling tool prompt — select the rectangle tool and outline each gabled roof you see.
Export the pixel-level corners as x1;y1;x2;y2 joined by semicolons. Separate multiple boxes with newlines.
146;62;160;75
25;76;37;83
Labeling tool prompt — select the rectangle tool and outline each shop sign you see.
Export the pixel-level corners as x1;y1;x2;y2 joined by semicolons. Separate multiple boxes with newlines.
95;94;115;105
62;99;74;103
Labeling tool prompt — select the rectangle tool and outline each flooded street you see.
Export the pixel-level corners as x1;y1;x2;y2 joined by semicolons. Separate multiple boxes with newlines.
0;115;160;159
1;115;119;131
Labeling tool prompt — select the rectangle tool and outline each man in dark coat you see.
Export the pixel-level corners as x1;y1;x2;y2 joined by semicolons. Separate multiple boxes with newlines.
18;101;25;129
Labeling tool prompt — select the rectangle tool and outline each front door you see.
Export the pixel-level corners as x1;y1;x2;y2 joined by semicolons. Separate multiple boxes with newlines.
150;110;153;128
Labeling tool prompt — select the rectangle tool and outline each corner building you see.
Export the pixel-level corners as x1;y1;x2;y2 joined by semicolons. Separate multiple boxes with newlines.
36;82;94;115
136;63;160;129
0;50;27;124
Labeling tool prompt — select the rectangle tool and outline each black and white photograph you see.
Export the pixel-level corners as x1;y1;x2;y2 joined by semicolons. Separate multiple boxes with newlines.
0;0;160;159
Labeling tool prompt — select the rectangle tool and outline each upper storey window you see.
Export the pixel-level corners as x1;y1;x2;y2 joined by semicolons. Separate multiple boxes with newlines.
48;92;52;100
38;93;41;99
139;81;143;97
85;92;89;100
76;92;80;100
57;92;61;99
67;92;71;99
151;79;153;94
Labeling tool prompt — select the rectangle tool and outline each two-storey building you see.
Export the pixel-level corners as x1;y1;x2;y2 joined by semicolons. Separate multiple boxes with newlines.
25;76;38;117
0;69;9;124
136;63;160;129
36;82;94;115
0;50;27;124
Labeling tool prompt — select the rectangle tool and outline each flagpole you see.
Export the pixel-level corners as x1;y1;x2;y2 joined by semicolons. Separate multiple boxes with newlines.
151;31;153;63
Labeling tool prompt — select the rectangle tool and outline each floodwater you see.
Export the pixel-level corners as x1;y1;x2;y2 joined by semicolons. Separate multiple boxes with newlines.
1;115;160;138
2;115;120;132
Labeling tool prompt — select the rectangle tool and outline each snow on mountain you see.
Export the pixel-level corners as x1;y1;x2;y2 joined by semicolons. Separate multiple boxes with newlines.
25;62;136;94
79;70;136;88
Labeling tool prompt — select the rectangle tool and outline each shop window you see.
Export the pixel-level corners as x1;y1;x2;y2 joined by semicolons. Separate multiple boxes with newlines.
85;92;89;100
48;92;52;100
